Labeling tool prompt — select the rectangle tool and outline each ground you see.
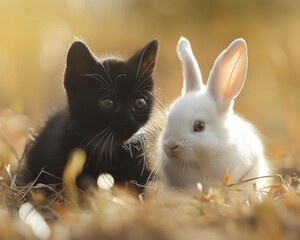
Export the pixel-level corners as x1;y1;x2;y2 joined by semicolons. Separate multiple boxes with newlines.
0;109;300;240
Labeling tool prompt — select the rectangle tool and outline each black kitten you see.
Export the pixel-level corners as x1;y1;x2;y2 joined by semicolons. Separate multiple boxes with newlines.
20;39;158;190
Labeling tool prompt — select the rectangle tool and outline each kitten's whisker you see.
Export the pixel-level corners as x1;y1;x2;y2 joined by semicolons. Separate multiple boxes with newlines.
106;131;113;160
145;120;161;132
86;132;106;160
145;91;168;113
140;128;157;141
138;146;155;159
129;143;133;158
104;60;113;83
93;88;107;94
137;84;153;90
109;133;115;162
142;123;160;134
99;134;108;158
101;129;113;159
140;153;147;177
90;133;107;168
147;158;163;187
86;128;110;148
130;135;150;179
116;73;126;82
96;128;113;170
139;93;151;101
138;89;167;115
138;83;162;92
136;62;155;88
90;129;110;158
114;73;127;89
129;132;146;147
79;73;110;88
136;74;152;90
92;128;109;143
98;61;113;83
84;128;110;171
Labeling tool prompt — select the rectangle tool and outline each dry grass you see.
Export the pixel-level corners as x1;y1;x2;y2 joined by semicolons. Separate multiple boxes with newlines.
0;109;300;240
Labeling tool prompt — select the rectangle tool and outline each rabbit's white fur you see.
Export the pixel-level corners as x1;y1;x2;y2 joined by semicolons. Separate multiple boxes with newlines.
159;37;269;191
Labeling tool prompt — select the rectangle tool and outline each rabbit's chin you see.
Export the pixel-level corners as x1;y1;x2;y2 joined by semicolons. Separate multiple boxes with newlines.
162;157;210;191
162;146;179;159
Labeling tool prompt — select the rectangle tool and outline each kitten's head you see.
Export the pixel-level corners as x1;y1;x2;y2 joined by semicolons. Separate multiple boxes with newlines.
64;39;158;143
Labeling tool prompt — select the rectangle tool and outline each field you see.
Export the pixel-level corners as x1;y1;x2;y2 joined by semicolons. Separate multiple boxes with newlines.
0;0;300;239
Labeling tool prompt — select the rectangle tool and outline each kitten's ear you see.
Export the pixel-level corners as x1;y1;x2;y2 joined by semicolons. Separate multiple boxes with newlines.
66;40;98;75
129;39;159;77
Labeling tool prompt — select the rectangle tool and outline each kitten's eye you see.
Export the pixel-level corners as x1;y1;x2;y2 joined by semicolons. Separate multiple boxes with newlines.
194;121;205;132
133;98;147;111
100;98;115;111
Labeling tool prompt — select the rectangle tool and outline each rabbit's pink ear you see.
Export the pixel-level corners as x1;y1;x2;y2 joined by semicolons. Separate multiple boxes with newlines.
207;39;247;111
177;37;203;96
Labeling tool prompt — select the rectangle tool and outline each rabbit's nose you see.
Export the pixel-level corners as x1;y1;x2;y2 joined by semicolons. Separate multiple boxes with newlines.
163;139;180;158
165;140;179;150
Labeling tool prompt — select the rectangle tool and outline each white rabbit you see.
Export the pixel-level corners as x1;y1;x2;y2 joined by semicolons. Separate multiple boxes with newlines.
158;37;270;192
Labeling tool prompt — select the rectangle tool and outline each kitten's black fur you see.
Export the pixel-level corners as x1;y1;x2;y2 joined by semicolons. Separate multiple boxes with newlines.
21;39;158;190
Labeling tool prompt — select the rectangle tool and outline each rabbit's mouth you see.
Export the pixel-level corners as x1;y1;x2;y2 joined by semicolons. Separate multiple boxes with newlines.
163;141;180;158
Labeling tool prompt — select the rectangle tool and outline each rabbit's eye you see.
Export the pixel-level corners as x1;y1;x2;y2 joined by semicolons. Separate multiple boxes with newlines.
194;121;205;132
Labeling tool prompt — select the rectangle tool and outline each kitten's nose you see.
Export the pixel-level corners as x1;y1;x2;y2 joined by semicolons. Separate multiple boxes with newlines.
123;114;135;127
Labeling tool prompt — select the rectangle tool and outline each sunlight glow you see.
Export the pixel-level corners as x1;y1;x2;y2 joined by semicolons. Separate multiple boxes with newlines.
97;173;114;190
197;182;203;193
19;203;51;240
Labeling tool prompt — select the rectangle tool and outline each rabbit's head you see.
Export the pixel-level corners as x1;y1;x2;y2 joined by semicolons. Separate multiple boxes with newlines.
161;37;248;165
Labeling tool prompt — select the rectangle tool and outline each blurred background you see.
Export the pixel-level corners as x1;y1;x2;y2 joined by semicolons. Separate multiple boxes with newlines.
0;0;300;167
